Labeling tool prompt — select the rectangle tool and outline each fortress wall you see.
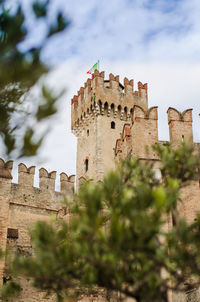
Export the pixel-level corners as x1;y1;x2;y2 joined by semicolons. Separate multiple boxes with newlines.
178;181;200;224
113;105;200;302
115;106;159;161
1;70;200;301
167;108;193;147
8;166;74;246
0;160;75;289
131;106;159;159
167;108;200;226
114;106;200;228
0;159;13;284
114;124;132;161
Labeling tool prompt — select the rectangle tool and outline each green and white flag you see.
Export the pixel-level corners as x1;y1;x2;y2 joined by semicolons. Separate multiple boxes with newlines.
87;61;99;74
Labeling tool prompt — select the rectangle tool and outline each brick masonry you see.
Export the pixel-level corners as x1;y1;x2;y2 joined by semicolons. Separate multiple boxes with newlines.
71;71;200;302
0;71;199;301
0;160;74;301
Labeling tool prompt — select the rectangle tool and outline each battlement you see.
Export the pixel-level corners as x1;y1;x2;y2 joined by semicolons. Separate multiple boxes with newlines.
0;159;75;194
0;158;13;180
115;106;197;160
167;108;193;145
71;70;148;133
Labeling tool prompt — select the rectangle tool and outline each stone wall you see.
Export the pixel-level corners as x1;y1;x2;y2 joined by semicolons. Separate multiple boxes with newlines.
1;71;200;301
72;71;149;188
0;159;75;301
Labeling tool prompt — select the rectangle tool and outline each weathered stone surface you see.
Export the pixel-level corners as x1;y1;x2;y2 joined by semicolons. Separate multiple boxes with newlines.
0;71;200;301
0;163;75;301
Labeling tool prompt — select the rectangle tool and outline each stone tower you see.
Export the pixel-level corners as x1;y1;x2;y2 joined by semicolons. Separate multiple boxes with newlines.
71;70;148;188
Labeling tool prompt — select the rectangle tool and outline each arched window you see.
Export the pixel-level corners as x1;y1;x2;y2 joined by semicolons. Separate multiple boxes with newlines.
87;129;89;136
85;159;89;172
117;105;122;118
104;102;108;114
124;106;128;120
98;100;102;112
110;103;115;117
111;121;115;129
130;108;133;121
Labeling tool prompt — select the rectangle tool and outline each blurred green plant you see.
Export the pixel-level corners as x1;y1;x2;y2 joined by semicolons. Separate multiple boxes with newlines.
2;142;200;302
0;0;70;157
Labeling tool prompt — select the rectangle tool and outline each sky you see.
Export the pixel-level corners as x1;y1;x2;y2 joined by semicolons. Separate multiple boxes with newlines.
5;0;200;189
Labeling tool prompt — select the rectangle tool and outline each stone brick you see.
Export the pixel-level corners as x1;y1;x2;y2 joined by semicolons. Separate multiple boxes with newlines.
1;71;200;302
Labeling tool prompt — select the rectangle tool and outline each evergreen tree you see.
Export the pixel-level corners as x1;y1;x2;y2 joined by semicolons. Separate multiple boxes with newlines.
0;0;69;157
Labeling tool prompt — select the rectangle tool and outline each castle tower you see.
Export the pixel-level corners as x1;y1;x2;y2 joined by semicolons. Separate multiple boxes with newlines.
167;108;193;147
71;70;148;188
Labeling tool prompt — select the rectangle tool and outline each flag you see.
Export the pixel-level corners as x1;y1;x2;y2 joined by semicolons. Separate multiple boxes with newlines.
87;61;99;74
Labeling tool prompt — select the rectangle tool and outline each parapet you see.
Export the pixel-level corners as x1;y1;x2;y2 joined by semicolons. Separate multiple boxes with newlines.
0;159;75;195
39;168;57;190
0;158;13;180
18;163;35;186
114;106;159;159
71;70;148;132
132;105;158;120
167;108;193;123
60;172;75;194
167;108;193;143
115;106;197;161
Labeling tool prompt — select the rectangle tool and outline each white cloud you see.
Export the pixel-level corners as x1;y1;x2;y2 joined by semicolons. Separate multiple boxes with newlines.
13;60;199;187
3;1;200;187
40;0;200;64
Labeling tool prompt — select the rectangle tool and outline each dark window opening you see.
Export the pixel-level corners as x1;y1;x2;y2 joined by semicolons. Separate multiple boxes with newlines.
87;129;89;136
85;159;89;172
111;121;115;129
7;228;18;239
182;135;184;142
111;103;115;110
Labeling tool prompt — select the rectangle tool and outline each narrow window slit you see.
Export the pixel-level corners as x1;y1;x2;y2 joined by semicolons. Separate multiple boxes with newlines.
111;121;115;129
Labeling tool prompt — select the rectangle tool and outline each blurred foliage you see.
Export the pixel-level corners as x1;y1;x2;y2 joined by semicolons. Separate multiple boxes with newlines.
0;281;21;300
2;142;200;302
0;0;70;157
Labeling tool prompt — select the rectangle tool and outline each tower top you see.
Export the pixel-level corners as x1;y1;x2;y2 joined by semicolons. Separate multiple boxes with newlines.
71;70;148;132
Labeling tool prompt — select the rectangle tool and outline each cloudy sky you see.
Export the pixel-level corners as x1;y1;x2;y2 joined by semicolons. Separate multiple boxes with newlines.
8;0;200;188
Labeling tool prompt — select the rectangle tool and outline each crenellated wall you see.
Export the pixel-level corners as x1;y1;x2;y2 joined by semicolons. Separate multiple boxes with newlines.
114;105;200;302
1;70;200;302
115;105;159;160
167;107;193;147
115;106;200;228
71;70;148;133
115;106;197;161
0;159;75;289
